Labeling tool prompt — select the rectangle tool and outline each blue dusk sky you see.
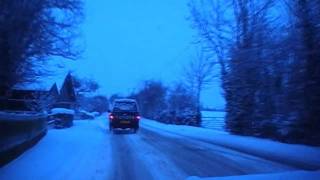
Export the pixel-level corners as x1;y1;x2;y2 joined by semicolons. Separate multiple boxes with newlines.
53;0;225;108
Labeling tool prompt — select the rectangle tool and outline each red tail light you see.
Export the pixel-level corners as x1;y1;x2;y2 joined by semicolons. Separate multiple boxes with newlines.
135;115;141;120
109;114;114;120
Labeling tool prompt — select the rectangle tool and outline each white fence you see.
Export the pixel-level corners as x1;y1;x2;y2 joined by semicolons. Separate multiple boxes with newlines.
201;111;226;131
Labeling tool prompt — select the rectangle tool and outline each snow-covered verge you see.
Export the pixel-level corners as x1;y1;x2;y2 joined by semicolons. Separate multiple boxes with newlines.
187;170;320;180
0;116;112;180
141;119;320;171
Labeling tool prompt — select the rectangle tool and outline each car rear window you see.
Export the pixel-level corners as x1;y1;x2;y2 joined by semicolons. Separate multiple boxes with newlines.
113;102;137;112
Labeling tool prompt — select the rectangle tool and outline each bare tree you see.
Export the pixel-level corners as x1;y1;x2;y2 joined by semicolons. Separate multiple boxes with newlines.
166;83;199;125
73;77;100;95
189;0;277;134
0;0;84;92
188;0;232;79
189;0;320;144
184;49;216;110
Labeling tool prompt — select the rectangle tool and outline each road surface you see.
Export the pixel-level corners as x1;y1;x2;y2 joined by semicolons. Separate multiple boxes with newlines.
0;118;301;180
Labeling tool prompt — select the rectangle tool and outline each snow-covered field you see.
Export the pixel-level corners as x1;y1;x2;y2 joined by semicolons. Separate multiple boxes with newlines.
1;116;319;180
201;111;226;118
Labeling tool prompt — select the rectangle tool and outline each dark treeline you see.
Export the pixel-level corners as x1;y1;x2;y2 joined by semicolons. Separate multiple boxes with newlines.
122;80;201;126
189;0;320;145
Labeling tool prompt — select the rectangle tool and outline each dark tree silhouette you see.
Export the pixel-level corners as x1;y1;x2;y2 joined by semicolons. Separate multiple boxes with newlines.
0;0;83;92
59;73;76;103
184;49;216;113
130;80;167;119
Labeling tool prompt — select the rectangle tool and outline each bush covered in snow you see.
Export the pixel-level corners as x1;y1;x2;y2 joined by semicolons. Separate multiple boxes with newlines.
50;108;75;116
77;110;95;120
157;109;201;126
48;108;74;128
155;84;201;126
128;81;201;126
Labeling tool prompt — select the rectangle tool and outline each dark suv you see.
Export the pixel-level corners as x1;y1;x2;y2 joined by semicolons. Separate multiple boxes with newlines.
108;99;141;133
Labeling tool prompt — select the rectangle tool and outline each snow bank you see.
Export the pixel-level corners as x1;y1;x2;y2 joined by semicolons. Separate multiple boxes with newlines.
141;119;320;170
0;111;45;121
79;110;95;117
75;110;96;120
0;116;112;179
50;108;75;115
91;112;100;117
187;170;320;180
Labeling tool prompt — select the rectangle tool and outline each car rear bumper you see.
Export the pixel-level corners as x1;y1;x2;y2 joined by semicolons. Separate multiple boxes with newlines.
110;120;139;129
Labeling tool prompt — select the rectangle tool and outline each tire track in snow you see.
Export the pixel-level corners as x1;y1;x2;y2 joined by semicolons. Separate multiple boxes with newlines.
109;130;154;180
138;127;296;178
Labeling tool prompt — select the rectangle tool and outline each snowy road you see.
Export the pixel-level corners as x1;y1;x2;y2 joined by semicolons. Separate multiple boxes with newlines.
0;117;318;180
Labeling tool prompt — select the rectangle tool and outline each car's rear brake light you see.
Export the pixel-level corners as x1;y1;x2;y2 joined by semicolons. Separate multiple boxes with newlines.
109;114;114;120
135;115;141;120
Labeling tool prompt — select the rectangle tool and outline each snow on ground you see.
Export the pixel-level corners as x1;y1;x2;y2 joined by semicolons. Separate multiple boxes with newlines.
187;170;320;180
0;117;112;180
0;116;185;180
109;130;186;180
141;119;320;171
1;116;320;180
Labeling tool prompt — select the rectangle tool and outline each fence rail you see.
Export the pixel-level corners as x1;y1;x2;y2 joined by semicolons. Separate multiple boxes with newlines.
201;116;225;131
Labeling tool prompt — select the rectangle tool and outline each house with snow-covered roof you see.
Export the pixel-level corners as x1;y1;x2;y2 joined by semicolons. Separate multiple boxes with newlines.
0;73;77;112
52;73;77;109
